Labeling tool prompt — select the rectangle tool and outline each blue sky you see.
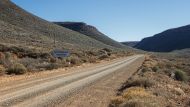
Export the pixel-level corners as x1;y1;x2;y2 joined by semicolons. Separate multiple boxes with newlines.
11;0;190;42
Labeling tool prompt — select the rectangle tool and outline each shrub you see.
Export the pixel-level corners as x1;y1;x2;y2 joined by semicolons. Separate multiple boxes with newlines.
45;63;60;70
67;56;82;65
122;87;150;99
98;54;109;60
102;48;112;52
110;96;124;107
88;57;97;63
120;100;144;107
141;67;152;73
111;87;160;107
175;69;189;82
0;67;5;76
4;52;11;59
49;57;57;63
124;78;155;89
0;52;12;68
152;66;160;72
6;63;27;75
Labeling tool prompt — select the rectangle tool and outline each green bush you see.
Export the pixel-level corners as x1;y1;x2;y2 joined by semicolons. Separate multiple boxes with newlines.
6;63;27;75
152;66;160;72
141;67;151;73
125;78;155;88
45;63;59;70
175;69;189;82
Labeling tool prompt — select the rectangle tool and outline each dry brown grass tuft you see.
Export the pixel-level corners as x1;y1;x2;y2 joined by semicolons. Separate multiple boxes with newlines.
118;77;155;93
0;65;5;76
110;96;125;107
122;87;151;99
110;87;161;107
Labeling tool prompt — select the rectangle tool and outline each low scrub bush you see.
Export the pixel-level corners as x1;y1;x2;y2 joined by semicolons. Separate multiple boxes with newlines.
70;57;81;65
124;78;155;89
66;56;82;65
110;96;124;107
141;67;152;73
102;48;112;52
98;54;109;60
0;65;5;76
45;63;60;70
111;87;160;107
0;52;12;68
6;63;27;75
88;57;97;63
122;87;150;99
175;69;189;82
152;66;160;72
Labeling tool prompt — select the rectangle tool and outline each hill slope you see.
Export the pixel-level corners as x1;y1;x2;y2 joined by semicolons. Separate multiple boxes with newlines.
121;41;139;47
54;22;126;48
135;25;190;52
0;0;118;51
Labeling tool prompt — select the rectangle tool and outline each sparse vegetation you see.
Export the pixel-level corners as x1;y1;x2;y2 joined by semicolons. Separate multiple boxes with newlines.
175;69;189;82
111;55;190;107
98;54;109;60
0;65;5;76
152;66;160;72
6;63;27;75
45;63;60;70
0;43;132;76
70;57;80;65
110;87;161;107
124;78;155;89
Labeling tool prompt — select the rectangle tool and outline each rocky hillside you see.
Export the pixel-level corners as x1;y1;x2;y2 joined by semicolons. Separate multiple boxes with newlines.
0;0;121;51
54;22;126;49
135;25;190;52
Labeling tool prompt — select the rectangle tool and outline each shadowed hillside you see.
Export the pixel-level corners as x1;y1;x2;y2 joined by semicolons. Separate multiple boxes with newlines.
135;25;190;52
54;22;126;49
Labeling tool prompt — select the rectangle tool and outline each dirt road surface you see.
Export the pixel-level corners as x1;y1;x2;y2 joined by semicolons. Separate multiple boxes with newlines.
0;55;144;107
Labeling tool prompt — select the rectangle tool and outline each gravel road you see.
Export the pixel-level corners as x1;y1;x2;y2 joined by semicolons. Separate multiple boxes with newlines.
0;55;143;107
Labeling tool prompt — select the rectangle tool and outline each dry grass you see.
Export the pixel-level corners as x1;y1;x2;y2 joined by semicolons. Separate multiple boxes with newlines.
118;77;155;93
122;87;151;99
0;44;133;75
111;55;190;107
110;87;161;107
0;65;5;76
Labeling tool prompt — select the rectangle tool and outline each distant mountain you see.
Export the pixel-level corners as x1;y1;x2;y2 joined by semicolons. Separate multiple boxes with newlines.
135;25;190;52
0;0;120;51
54;22;126;49
121;41;139;47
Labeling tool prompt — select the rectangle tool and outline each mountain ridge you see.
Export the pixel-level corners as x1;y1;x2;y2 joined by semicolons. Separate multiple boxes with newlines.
135;25;190;52
54;22;126;49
